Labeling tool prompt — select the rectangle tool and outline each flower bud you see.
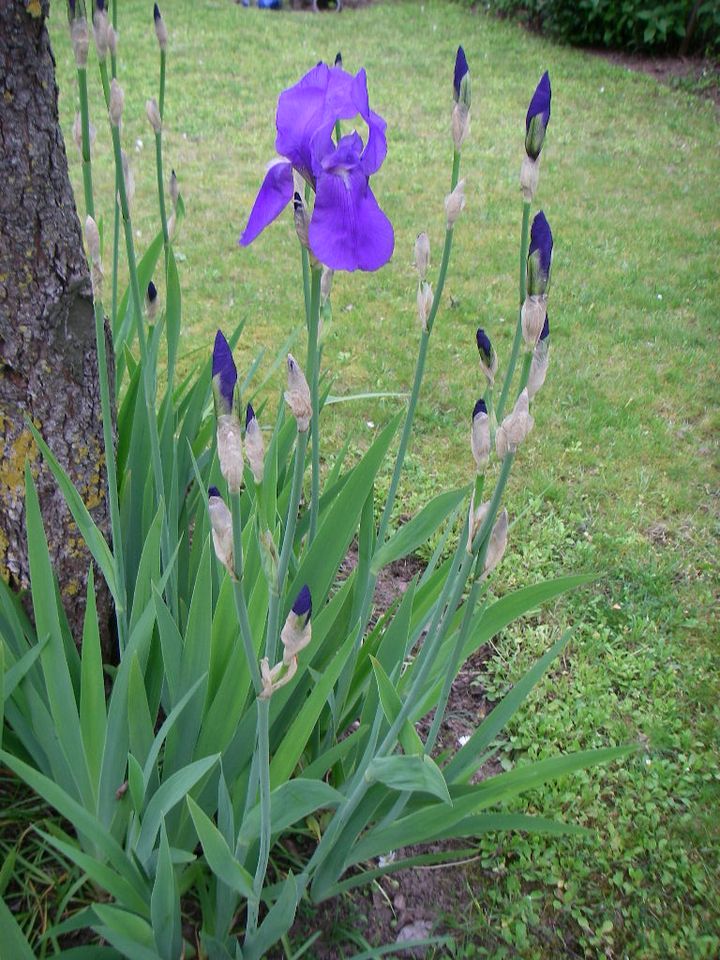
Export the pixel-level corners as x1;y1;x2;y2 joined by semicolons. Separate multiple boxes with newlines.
452;102;470;152
293;192;310;250
208;487;233;575
521;295;547;350
145;281;159;321
520;153;539;203
526;211;553;297
483;509;508;578
417;281;433;333
453;46;471;109
445;178;466;229
109;78;124;127
495;389;534;460
107;24;117;58
85;216;101;264
334;51;343;68
259;656;297;700
244;403;265;485
212;330;237;417
120;150;135;207
146;97;162;135
284;354;312;432
153;3;169;51
93;3;110;60
259;527;279;588
280;585;313;665
471;398;490;472
476;328;498;387
169;169;179;208
70;17;89;68
217;414;244;495
414;232;430;279
467;495;490;554
525;72;551;162
527;317;550;401
320;266;334;305
85;216;103;296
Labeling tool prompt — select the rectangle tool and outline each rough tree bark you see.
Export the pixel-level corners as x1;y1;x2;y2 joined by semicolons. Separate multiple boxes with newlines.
0;0;114;656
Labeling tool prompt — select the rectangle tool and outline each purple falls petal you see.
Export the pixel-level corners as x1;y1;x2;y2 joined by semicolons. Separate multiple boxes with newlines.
239;160;293;247
309;165;394;272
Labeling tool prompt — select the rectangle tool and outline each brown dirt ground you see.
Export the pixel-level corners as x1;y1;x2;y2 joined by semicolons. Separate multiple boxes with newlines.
588;48;720;111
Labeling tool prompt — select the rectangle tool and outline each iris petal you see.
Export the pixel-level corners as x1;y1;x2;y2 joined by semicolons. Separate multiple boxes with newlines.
310;165;394;272
239;160;293;247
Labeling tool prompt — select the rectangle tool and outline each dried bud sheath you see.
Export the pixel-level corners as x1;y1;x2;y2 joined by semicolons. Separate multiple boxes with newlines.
284;354;312;432
495;389;534;460
217;415;244;494
154;3;169;50
414;232;430;279
445;178;466;229
70;17;90;68
146;98;162;135
417;281;433;333
109;79;124;127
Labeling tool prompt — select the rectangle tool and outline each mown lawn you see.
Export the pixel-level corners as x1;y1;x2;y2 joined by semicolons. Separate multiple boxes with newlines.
15;0;718;956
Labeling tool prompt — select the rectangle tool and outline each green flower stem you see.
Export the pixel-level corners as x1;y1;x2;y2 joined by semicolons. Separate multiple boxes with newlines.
518;351;533;396
333;147;464;725
92;296;127;650
98;58;111;107
306;268;322;544
265;429;309;666
497;200;531;422
247;697;271;939
377;148;461;547
159;50;166;121
154;131;170;271
231;493;262;696
301;246;311;327
76;68;94;219
111;193;120;342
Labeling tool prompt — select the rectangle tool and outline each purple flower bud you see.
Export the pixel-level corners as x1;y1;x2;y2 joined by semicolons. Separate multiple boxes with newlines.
96;0;106;11
527;211;553;296
147;281;158;303
292;584;312;625
540;314;550;341
525;72;551;161
334;52;343;68
475;328;492;365
153;2;161;21
208;486;222;500
453;47;470;104
293;192;303;211
472;398;487;421
245;402;256;429
69;0;76;16
212;330;237;417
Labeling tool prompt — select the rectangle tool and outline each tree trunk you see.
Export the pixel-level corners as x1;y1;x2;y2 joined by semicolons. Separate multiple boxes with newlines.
0;0;114;657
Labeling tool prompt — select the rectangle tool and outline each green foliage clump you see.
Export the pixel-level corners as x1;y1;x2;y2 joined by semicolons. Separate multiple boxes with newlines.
479;0;720;54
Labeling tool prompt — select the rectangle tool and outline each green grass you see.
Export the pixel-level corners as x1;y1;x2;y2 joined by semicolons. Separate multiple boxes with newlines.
19;0;720;956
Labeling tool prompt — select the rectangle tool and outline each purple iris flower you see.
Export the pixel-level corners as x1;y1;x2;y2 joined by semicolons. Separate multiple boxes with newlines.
475;328;493;366
472;398;487;420
525;72;551;161
453;46;469;102
212;330;237;416
292;584;312;626
245;402;256;429
208;486;222;500
527;211;553;295
239;62;394;273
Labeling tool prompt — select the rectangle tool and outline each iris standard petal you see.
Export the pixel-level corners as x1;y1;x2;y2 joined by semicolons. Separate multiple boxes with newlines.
309;165;394;272
239;160;294;247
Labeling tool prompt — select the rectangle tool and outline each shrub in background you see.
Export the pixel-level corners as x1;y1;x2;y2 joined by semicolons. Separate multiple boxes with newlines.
480;0;720;55
0;2;633;957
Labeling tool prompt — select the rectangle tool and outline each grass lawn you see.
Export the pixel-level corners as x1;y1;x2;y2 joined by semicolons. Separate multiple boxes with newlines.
6;0;716;956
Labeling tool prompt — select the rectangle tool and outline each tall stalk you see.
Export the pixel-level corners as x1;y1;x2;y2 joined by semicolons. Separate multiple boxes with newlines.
306;268;322;544
497;200;531;421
